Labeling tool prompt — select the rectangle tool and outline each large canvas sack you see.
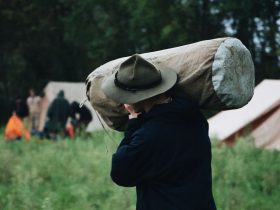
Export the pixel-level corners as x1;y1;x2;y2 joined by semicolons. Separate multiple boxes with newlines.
86;37;255;131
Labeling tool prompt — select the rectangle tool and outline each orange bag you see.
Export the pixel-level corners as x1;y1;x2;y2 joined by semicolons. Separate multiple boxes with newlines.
66;122;75;138
4;114;30;141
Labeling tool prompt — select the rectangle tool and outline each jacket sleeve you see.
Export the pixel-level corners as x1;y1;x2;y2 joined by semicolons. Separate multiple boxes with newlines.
111;119;157;187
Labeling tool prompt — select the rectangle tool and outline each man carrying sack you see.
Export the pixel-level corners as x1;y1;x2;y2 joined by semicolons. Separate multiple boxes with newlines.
102;54;216;210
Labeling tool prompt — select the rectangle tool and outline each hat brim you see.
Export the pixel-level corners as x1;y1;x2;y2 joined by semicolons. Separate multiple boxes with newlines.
101;67;178;104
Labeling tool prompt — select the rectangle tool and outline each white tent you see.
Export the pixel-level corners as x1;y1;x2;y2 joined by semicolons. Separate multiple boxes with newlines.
39;81;103;132
252;106;280;150
208;79;280;149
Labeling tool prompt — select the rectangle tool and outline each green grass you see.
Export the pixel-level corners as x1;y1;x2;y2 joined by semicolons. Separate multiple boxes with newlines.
212;138;280;210
0;131;135;210
0;132;280;210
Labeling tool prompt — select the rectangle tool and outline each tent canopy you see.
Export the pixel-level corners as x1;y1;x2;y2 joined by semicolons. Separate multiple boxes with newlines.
208;79;280;142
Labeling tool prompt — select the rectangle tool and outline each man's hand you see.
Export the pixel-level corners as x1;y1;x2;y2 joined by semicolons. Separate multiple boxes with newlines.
124;104;141;119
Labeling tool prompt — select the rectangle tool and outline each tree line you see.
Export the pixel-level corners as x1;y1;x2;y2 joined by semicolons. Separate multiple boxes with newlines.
0;0;279;123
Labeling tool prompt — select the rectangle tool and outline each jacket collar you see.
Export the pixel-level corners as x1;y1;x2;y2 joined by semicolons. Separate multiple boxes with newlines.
137;97;197;123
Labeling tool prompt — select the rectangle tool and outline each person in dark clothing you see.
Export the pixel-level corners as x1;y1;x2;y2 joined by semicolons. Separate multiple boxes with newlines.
11;96;29;119
45;90;70;138
70;101;92;128
101;54;216;210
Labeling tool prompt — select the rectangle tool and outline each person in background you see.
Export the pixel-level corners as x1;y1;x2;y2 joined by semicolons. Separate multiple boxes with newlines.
4;111;30;142
70;101;93;130
46;90;70;139
12;95;29;120
101;54;216;210
26;88;41;135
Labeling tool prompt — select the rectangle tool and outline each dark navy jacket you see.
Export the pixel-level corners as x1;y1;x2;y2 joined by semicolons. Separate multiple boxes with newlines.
111;97;216;210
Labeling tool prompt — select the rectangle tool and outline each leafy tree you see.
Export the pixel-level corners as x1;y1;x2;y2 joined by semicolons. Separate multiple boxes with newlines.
0;0;279;124
221;0;280;83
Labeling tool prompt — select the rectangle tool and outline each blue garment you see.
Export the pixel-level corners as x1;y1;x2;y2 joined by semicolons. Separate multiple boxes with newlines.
111;97;216;210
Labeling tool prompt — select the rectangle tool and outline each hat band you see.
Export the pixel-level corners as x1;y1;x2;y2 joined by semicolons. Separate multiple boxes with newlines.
114;72;162;92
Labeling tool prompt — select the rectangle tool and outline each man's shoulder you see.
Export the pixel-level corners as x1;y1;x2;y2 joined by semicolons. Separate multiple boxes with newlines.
27;97;32;103
134;119;163;138
35;96;41;101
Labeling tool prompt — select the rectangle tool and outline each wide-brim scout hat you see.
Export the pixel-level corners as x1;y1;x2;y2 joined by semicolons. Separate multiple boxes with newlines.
101;54;178;104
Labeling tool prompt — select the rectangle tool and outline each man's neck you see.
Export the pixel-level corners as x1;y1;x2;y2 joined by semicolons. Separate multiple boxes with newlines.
144;95;171;113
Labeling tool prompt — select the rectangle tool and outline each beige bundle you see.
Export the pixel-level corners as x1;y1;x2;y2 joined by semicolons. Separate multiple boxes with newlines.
86;37;255;131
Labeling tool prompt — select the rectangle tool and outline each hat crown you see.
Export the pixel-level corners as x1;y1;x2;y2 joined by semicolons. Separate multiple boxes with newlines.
102;54;178;104
116;54;161;89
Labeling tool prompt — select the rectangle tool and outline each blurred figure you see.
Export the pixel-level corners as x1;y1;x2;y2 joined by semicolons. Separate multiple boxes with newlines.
70;101;92;130
4;111;30;142
12;96;29;120
45;90;70;138
26;88;41;135
65;118;75;138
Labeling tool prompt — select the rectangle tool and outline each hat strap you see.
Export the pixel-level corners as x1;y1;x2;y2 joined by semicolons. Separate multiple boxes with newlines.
114;72;162;92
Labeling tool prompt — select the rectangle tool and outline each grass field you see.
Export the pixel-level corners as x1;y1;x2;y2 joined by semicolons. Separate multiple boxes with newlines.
0;130;280;210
